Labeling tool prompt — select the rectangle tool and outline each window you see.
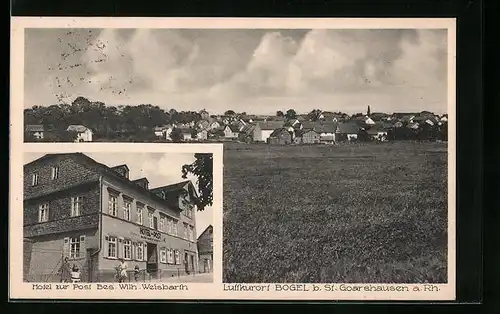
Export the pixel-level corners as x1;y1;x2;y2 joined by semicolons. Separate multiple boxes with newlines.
38;203;49;222
159;215;165;232
174;250;181;265
69;236;83;259
137;206;143;225
71;196;81;217
63;235;85;259
31;173;39;186
123;239;132;260
166;218;173;234
172;220;178;236
123;200;131;221
189;226;195;242
51;166;59;180
153;216;158;230
136;242;144;261
148;211;154;229
108;195;118;216
185;206;193;219
160;248;167;263
167;249;174;264
183;223;189;239
107;236;117;258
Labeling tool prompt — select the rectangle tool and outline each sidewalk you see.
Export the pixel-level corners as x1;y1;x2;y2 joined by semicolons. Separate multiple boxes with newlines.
149;272;213;283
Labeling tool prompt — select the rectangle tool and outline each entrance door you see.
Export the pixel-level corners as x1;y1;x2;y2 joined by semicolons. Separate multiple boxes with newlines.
189;255;195;272
146;243;158;277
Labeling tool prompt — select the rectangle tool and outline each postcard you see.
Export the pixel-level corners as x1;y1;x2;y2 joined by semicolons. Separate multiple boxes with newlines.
10;17;456;300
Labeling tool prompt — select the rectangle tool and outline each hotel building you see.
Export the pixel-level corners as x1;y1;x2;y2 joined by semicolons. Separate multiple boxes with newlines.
23;153;199;282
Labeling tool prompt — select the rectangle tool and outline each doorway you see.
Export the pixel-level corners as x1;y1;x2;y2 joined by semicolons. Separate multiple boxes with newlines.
146;243;158;277
189;255;195;273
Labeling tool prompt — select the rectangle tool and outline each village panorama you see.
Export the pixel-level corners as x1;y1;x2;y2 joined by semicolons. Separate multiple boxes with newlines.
24;97;448;144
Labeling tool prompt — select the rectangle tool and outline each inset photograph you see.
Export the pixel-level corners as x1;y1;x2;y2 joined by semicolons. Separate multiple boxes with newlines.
23;151;214;283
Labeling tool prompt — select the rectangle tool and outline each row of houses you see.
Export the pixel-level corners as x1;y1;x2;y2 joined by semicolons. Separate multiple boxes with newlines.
250;120;385;144
26;109;447;144
25;124;94;142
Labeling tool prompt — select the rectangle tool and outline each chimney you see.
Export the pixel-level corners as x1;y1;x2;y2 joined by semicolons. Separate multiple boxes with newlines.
111;165;129;179
132;178;149;190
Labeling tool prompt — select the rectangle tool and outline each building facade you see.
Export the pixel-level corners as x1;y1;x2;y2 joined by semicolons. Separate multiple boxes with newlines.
197;225;213;273
267;128;292;145
23;153;198;283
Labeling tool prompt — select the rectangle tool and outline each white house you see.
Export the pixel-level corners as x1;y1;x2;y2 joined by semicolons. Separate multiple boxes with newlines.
363;116;376;125
154;126;164;137
25;125;44;139
67;125;93;142
253;121;285;142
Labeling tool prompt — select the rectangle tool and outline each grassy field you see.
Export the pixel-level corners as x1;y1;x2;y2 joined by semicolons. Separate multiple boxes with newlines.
222;141;448;284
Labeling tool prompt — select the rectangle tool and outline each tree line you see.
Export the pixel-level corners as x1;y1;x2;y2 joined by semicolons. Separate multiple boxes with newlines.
24;97;206;142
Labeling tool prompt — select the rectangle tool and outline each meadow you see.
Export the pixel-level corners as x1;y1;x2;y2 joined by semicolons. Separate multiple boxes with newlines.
222;141;448;283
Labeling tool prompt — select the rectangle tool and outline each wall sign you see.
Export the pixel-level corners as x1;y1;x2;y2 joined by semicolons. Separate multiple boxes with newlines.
137;227;163;242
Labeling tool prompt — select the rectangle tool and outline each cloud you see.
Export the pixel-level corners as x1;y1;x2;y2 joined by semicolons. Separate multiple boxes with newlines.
25;28;449;113
208;32;299;99
208;29;446;99
390;29;448;87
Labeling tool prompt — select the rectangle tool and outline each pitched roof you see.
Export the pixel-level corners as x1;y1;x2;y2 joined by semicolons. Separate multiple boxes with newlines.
150;180;199;206
150;180;192;193
256;121;285;130
337;122;360;134
111;164;130;171
67;125;91;132
241;123;256;134
131;177;150;184
197;225;213;241
197;225;213;253
365;124;387;135
25;124;44;132
24;153;183;211
313;121;338;133
269;128;291;137
225;125;240;133
301;121;317;129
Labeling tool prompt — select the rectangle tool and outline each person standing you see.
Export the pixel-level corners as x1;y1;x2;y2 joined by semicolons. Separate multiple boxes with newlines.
134;265;140;282
70;264;81;283
117;258;128;283
58;257;71;283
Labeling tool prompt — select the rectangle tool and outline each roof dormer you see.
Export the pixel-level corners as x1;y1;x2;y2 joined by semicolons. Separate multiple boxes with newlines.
132;177;149;190
111;164;129;179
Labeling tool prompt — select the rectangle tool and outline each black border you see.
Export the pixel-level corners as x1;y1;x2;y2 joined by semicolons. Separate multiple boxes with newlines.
9;0;485;310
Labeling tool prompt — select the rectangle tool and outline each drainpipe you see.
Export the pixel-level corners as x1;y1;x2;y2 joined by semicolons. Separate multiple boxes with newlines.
90;176;103;281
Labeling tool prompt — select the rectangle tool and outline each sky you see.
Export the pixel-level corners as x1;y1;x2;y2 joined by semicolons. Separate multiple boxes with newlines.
24;152;213;236
24;28;449;115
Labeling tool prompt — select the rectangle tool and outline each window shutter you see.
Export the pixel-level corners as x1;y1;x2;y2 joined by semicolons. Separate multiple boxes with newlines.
63;237;69;257
80;235;86;258
108;198;112;215
104;236;109;257
143;242;147;261
131;242;136;260
118;237;124;259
